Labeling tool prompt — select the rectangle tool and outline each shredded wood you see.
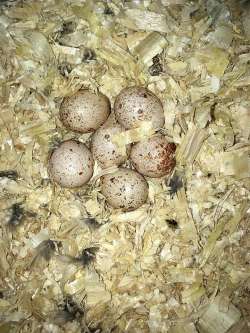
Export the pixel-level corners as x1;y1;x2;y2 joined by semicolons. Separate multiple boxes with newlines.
0;0;249;333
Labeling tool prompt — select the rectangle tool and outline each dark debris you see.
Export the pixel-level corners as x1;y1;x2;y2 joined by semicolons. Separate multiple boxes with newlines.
61;21;75;34
82;48;96;62
62;296;84;317
83;217;101;229
38;239;57;261
58;62;72;77
30;239;58;267
0;170;18;180
104;5;114;15
167;172;184;197
166;219;178;229
87;326;103;333
8;203;24;227
148;55;163;76
76;246;99;266
54;296;84;325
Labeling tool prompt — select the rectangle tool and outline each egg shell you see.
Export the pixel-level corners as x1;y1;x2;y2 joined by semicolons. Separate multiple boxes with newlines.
91;122;130;169
114;86;165;129
130;135;176;178
48;140;94;188
100;168;148;211
60;90;111;133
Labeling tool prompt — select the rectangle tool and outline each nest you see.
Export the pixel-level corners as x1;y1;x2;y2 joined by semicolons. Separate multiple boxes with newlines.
0;0;249;332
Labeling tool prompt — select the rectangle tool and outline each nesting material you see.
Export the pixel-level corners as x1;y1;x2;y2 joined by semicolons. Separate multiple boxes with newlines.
0;0;250;333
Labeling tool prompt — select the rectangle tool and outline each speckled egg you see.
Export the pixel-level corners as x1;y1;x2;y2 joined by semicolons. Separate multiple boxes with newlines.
60;90;110;133
91;121;130;169
114;86;165;129
48;140;94;188
130;135;176;178
100;168;148;211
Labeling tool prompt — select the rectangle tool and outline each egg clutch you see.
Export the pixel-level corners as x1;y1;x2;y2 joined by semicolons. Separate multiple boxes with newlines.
48;87;176;211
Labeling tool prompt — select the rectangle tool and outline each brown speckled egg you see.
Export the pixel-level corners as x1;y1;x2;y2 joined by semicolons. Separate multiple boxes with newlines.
100;168;148;211
60;90;110;133
130;135;176;178
91;122;130;169
48;140;94;188
114;86;165;129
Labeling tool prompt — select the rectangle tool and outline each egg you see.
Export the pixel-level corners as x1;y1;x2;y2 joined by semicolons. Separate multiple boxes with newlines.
130;135;176;178
91;119;130;169
114;86;165;129
100;168;148;211
48;140;94;188
60;90;111;133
